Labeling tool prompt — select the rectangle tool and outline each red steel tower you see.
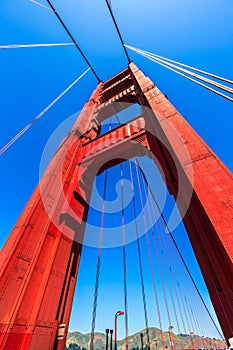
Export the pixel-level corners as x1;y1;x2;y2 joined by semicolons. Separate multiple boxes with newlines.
0;63;232;349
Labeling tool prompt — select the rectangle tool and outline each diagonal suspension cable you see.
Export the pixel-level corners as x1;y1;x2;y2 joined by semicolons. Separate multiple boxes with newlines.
46;0;101;82
126;45;233;102
104;0;131;64
0;43;74;49
0;68;90;156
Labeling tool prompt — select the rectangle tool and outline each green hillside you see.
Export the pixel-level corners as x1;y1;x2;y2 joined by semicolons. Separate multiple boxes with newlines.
66;328;224;350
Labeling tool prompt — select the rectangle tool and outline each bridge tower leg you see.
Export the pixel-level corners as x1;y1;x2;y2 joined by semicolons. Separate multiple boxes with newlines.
129;62;233;343
0;63;232;349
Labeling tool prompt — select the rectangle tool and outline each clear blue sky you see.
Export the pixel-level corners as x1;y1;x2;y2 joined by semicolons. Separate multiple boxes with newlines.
0;0;232;342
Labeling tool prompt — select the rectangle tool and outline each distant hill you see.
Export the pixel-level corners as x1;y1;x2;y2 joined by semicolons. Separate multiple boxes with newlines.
66;328;225;350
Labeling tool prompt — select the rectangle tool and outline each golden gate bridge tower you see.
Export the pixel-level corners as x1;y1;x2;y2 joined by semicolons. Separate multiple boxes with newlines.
0;61;232;350
0;1;233;349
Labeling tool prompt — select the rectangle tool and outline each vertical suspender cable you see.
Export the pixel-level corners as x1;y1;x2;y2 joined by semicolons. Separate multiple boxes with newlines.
135;162;160;350
150;194;185;349
178;284;192;341
138;163;185;350
90;169;108;350
120;164;129;350
136;162;224;340
136;163;172;327
129;160;151;349
153;209;187;347
140;163;200;342
189;296;206;339
184;294;197;337
147;186;207;342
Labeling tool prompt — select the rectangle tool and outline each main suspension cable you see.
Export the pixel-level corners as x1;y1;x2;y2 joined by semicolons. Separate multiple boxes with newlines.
126;45;233;85
0;68;91;156
104;0;130;64
46;0;101;82
126;45;233;102
129;47;233;95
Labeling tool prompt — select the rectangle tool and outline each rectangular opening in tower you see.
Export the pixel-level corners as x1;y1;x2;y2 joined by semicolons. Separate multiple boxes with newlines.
99;103;142;136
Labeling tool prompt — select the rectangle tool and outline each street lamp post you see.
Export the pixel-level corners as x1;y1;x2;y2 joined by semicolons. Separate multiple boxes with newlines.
110;329;113;350
140;332;144;350
106;329;110;350
168;326;174;350
114;311;124;350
